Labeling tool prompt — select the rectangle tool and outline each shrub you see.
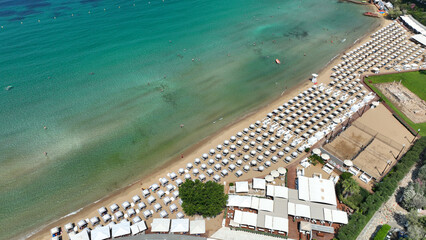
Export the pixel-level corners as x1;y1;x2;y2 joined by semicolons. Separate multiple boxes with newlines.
373;224;391;240
340;172;353;181
180;179;228;217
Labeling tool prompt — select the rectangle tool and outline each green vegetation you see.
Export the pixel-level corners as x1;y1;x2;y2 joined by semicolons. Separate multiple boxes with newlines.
373;224;391;240
337;137;426;240
406;210;426;239
368;71;426;100
180;179;228;218
400;157;426;210
388;0;426;25
308;154;325;165
233;227;288;239
341;178;361;198
365;72;426;136
336;174;370;211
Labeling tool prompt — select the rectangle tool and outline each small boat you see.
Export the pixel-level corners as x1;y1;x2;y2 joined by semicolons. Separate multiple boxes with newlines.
363;12;379;18
5;85;13;91
275;59;281;64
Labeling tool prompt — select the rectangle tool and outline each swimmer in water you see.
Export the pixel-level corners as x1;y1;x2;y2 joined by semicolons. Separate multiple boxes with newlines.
44;126;47;130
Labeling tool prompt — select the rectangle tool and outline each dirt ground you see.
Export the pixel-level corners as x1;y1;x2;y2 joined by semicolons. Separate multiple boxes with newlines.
323;104;412;182
324;127;372;160
376;82;426;124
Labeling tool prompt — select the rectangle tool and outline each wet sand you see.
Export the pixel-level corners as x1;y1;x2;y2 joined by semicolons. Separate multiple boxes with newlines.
29;17;388;240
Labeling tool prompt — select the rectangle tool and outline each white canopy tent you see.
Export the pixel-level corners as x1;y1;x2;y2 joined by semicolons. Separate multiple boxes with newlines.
252;178;266;190
274;186;288;199
332;210;349;224
298;176;337;205
295;204;311;219
170;219;189;233
151;218;171;232
190;220;206;235
90;226;110;240
234;210;258;227
111;221;131;238
227;195;252;208
259;198;274;212
236;181;249;193
251;197;260;210
70;229;90;240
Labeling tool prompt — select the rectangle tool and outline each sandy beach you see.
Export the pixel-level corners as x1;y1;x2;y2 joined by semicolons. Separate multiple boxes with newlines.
29;15;388;240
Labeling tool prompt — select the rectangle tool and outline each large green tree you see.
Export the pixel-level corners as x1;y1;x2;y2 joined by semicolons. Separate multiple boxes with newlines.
179;179;228;217
342;178;360;198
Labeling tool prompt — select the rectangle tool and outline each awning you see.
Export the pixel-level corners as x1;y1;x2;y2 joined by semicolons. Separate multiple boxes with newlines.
190;220;206;235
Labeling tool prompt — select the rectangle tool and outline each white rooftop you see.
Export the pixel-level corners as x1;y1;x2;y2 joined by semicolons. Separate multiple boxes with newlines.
190;220;206;235
151;218;170;232
170;219;189;233
236;181;249;193
259;198;274;212
252;178;266;190
91;226;110;240
298;176;337;205
111;221;131;238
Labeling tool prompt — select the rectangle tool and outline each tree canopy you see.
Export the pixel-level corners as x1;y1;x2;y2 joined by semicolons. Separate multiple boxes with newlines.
342;178;360;198
179;179;228;218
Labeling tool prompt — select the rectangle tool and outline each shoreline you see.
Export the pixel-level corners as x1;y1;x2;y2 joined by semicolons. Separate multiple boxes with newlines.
28;16;387;240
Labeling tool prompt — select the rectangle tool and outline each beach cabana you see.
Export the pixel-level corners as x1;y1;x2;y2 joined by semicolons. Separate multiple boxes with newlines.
90;217;100;226
98;207;107;216
77;220;87;230
133;216;142;223
166;184;174;192
176;179;183;186
122;201;131;210
127;208;136;217
110;204;119;213
177;212;184;219
112;221;131;238
160;210;169;218
151;183;160;191
154;203;162;212
151;218;171;233
236;181;249;193
142;189;150;198
147;196;156;205
137;202;146;210
91;226;110;240
163;197;171;205
115;211;124;220
190;220;206;235
160;177;169;186
50;227;60;237
170;219;190;233
235;170;243;177
169;203;178;212
102;214;111;223
157;190;165;198
65;223;74;233
143;210;152;219
169;172;177;180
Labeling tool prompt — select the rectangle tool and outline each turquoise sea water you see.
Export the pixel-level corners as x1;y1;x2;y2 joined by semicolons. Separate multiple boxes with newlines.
0;0;378;239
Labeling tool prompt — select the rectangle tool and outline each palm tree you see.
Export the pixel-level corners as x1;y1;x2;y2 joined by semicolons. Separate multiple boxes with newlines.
342;178;360;198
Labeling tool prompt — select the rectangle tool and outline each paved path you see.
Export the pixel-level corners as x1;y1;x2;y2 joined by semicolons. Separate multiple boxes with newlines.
210;227;294;240
356;165;415;240
121;234;206;240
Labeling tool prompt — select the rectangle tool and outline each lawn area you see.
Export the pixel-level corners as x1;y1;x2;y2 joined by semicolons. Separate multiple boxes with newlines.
365;71;426;136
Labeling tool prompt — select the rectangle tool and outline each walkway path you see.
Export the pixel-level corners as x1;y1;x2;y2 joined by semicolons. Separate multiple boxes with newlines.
210;227;294;240
356;164;415;240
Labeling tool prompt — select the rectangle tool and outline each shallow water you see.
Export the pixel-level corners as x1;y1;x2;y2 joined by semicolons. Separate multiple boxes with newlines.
0;0;378;239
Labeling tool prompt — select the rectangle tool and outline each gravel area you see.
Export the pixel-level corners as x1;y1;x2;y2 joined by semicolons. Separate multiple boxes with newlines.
356;165;416;240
